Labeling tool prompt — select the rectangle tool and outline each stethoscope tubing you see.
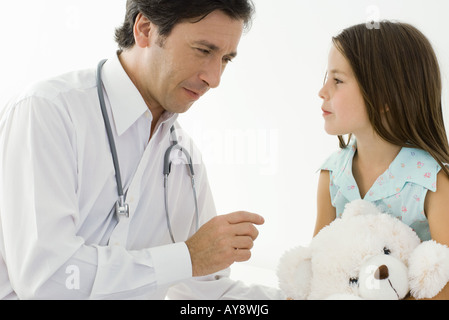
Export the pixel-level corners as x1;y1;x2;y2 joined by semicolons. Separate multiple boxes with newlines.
96;59;199;243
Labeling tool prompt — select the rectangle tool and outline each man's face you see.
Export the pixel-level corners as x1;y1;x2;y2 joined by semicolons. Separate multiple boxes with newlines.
142;10;244;115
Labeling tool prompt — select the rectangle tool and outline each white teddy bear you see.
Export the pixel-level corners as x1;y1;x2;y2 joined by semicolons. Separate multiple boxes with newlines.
277;200;449;300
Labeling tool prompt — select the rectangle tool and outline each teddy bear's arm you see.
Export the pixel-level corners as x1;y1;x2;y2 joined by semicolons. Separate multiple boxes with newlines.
426;171;449;248
418;170;449;300
409;283;449;300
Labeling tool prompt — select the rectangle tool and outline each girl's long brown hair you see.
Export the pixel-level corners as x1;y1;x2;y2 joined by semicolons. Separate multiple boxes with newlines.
333;21;449;177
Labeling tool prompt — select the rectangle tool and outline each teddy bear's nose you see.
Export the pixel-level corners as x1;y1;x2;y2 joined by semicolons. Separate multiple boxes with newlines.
374;264;389;280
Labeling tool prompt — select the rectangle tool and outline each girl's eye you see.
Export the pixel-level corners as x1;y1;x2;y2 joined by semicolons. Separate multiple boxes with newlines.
334;78;343;84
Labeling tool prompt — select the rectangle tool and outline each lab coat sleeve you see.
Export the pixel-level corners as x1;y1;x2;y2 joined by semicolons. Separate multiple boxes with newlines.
167;269;286;300
0;96;190;299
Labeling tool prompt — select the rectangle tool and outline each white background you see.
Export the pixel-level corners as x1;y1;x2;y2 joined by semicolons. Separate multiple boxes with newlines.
1;0;448;289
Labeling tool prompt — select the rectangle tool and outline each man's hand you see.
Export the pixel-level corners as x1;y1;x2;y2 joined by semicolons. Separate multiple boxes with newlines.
185;211;265;277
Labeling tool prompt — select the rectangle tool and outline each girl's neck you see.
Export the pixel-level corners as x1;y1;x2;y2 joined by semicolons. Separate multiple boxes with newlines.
353;131;401;168
352;133;402;198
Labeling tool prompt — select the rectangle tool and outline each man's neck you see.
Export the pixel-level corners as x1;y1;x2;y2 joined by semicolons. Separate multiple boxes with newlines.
117;50;165;134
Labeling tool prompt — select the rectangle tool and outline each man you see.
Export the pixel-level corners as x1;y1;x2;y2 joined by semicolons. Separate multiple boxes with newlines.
0;0;283;299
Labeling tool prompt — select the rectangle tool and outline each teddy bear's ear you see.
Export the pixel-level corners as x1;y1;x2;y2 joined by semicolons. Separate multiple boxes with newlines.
341;199;381;219
409;240;449;299
277;246;313;300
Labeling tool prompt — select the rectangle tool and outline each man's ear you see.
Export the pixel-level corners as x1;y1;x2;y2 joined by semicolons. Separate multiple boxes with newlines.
133;13;155;48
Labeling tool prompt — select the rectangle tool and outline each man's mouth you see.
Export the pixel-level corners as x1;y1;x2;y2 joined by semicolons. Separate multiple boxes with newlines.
183;88;201;100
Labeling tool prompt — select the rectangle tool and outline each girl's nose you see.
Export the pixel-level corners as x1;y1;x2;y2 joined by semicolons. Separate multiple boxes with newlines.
318;85;329;101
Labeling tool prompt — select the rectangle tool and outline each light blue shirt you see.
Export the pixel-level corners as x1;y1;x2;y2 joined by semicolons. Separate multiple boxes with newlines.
320;140;443;241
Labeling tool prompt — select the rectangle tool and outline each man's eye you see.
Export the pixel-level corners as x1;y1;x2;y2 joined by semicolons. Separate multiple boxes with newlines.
196;48;210;55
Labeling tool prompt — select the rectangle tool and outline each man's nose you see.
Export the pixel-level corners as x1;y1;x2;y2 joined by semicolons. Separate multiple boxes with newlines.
199;59;223;89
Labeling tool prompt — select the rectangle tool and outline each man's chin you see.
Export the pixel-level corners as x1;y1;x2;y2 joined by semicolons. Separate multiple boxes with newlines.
167;103;195;114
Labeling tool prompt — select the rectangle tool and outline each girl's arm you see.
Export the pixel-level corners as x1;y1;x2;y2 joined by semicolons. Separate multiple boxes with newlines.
421;170;449;300
314;170;337;237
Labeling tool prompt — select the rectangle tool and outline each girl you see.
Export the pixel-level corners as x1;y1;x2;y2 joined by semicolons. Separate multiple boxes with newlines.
316;21;449;300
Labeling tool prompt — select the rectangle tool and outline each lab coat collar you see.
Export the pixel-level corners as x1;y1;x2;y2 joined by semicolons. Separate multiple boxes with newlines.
100;53;177;136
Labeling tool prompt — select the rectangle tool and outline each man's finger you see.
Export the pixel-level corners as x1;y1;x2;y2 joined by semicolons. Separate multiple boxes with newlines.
232;222;260;240
225;211;265;225
231;236;255;250
234;249;252;262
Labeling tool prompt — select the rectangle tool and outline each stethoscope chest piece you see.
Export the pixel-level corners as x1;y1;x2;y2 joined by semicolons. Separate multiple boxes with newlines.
115;195;129;218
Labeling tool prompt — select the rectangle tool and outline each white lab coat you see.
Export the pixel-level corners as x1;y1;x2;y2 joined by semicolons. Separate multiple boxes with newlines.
0;53;283;300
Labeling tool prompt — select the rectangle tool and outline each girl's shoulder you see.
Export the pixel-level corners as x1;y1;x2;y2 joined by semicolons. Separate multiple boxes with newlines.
319;142;356;172
392;147;442;191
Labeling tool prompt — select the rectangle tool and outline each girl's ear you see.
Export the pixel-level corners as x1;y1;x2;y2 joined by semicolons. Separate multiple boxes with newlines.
380;104;390;114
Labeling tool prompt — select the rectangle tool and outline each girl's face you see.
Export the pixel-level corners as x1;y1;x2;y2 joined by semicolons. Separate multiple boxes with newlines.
318;44;371;137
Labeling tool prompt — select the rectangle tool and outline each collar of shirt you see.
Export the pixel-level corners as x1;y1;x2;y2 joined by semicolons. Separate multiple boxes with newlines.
100;53;178;136
329;139;440;202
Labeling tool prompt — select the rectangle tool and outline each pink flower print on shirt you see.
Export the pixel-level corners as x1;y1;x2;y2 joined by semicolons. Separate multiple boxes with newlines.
401;206;408;213
376;176;385;186
417;161;424;169
424;172;431;178
347;185;355;191
413;194;420;202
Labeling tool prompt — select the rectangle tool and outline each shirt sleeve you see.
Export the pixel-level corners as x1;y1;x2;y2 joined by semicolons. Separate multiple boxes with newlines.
317;148;344;209
0;96;191;299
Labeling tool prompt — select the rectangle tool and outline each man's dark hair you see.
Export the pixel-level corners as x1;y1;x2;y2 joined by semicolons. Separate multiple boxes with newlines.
115;0;255;50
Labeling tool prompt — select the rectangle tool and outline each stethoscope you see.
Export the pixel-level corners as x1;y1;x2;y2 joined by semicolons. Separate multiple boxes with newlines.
96;59;199;243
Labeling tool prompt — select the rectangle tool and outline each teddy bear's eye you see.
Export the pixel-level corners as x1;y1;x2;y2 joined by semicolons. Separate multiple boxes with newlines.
383;247;391;255
349;277;359;286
